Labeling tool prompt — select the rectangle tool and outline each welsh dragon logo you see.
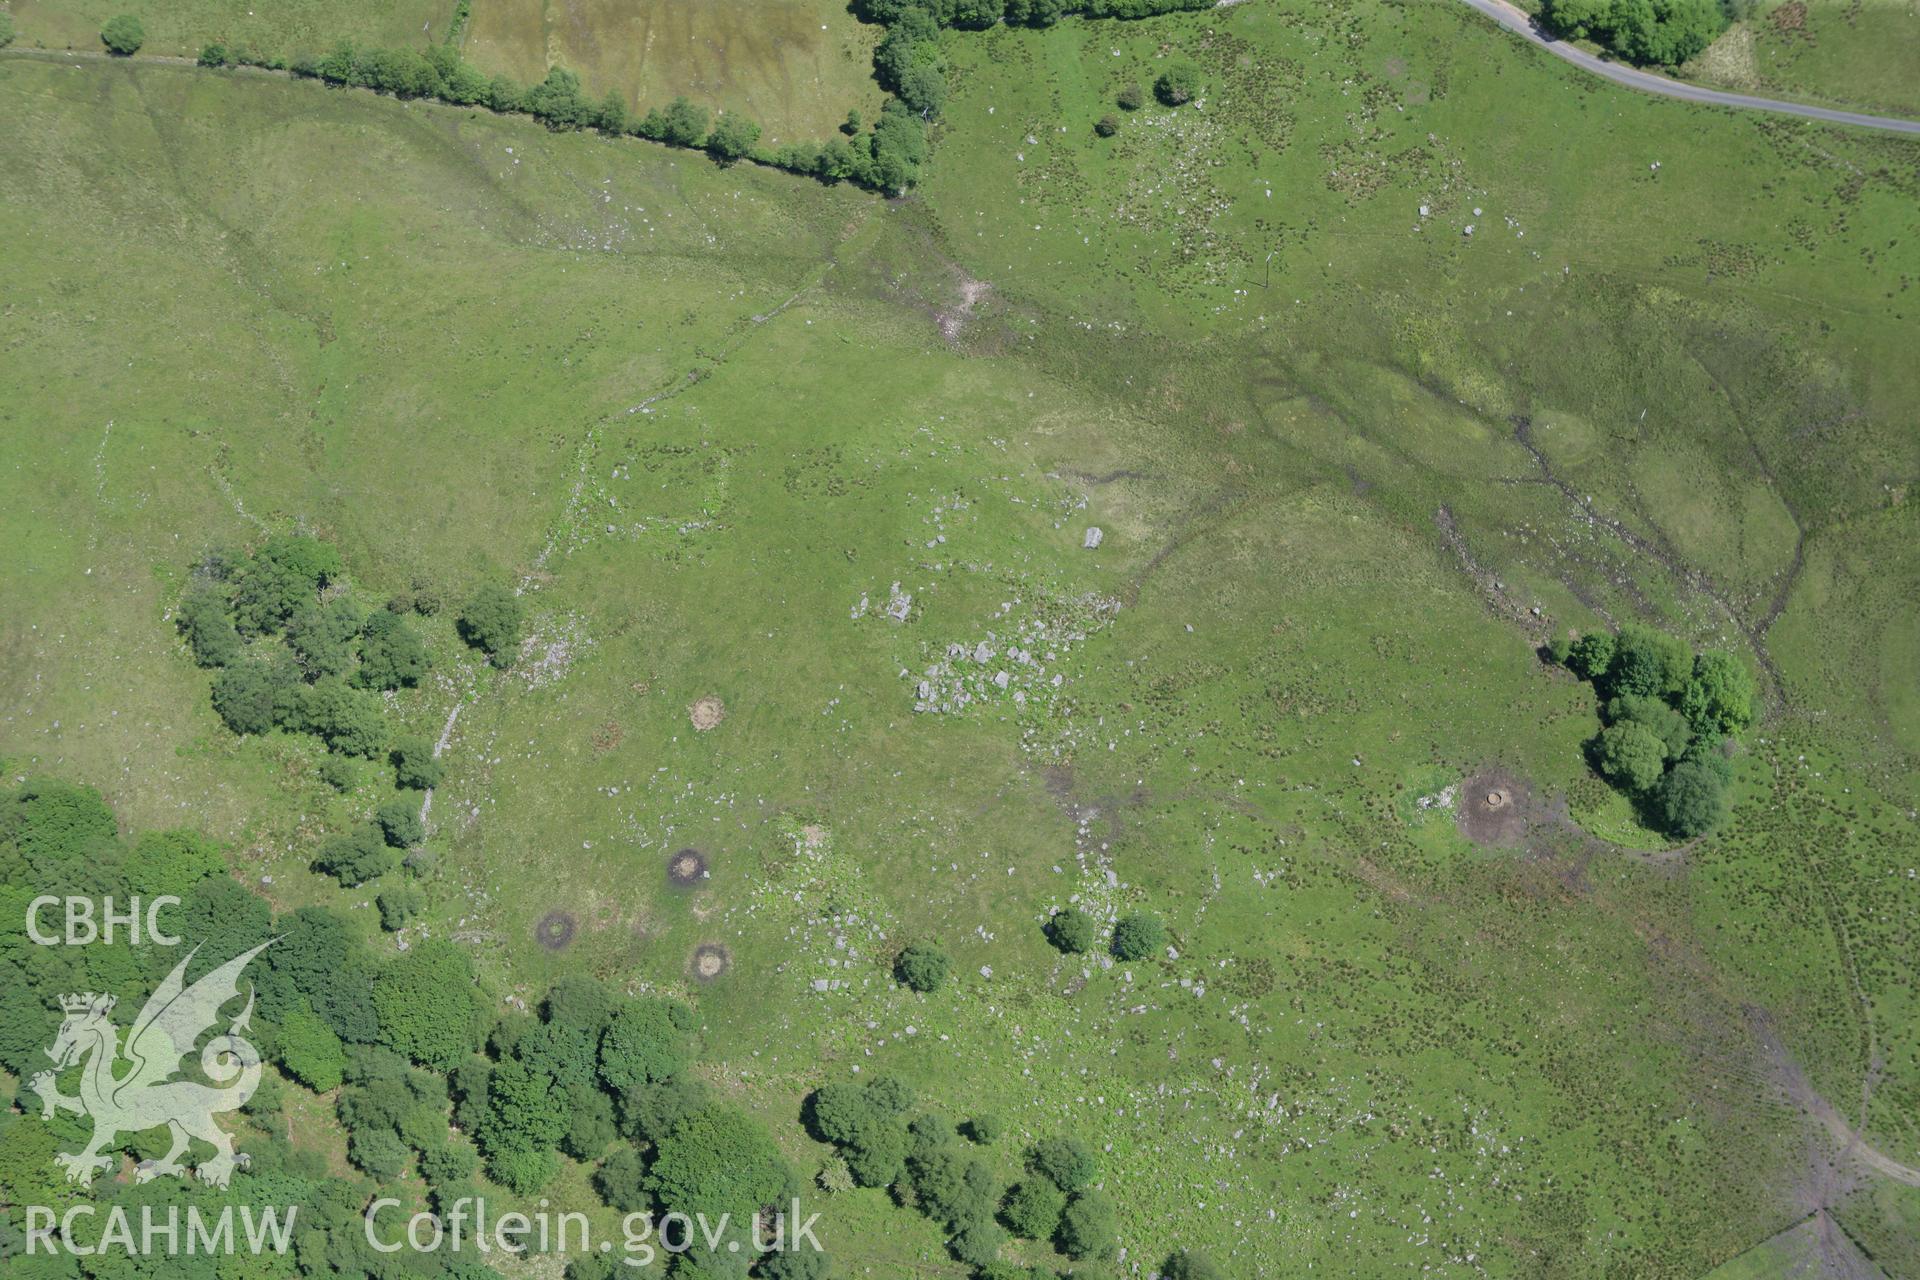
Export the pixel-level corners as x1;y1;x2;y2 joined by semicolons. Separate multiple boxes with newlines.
29;941;272;1189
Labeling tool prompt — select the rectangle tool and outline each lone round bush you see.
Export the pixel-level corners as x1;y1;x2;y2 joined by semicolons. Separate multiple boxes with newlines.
375;799;425;849
1046;907;1097;953
1111;911;1165;961
101;14;145;56
895;942;950;992
1154;61;1200;106
391;736;444;791
457;584;524;665
1164;1249;1227;1280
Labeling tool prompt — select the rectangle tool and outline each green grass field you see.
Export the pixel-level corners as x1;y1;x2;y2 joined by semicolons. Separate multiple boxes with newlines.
5;0;457;58
3;0;1919;1275
1687;0;1920;120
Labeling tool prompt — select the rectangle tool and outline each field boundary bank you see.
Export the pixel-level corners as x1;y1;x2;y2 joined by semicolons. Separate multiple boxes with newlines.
0;46;908;193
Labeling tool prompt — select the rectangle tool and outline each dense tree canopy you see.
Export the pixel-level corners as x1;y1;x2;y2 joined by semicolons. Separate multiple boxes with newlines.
375;799;425;849
1682;651;1756;737
622;1074;710;1145
908;1143;1000;1229
1028;1134;1097;1191
458;584;525;665
706;113;762;161
210;653;299;736
647;97;711;148
1568;630;1615;681
874;8;947;115
1001;1177;1067;1239
231;535;341;635
287;598;363;677
1056;1190;1118;1260
524;66;593;127
392;734;445;790
291;678;389;756
807;1081;879;1146
0;778;518;1280
598;997;694;1091
475;1054;568;1191
646;1105;797;1221
867;100;931;191
377;883;424;930
373;939;484;1069
123;828;225;897
1659;759;1731;837
1594;720;1669;793
545;973;616;1033
1608;622;1693;699
1556;622;1753;836
1607;692;1693;759
1625;0;1728;64
1542;0;1727;66
312;823;398;887
264;905;382;1041
359;607;429;688
178;585;243;666
760;1245;834;1280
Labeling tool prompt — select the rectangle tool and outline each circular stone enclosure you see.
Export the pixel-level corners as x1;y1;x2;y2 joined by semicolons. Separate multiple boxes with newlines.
534;910;577;951
667;848;708;887
1456;769;1532;848
690;943;731;982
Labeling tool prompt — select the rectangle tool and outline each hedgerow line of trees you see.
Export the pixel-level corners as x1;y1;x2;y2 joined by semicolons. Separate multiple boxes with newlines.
183;34;931;194
1546;621;1756;838
57;0;1225;198
0;779;829;1280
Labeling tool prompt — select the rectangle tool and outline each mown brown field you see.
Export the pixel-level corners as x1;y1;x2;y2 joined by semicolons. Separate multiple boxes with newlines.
460;0;884;142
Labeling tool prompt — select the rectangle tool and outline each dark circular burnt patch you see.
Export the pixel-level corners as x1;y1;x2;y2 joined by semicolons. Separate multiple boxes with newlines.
667;848;708;887
690;943;731;982
535;911;577;951
1456;769;1531;848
